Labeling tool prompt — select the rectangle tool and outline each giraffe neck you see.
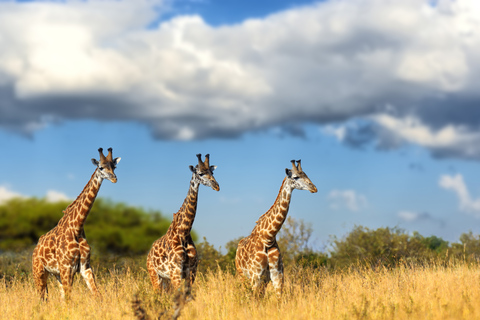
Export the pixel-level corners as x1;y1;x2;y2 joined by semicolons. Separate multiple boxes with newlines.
61;169;104;235
254;178;293;245
169;176;200;238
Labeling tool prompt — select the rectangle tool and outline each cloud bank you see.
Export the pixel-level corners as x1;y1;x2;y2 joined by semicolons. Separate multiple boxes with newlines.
1;0;480;159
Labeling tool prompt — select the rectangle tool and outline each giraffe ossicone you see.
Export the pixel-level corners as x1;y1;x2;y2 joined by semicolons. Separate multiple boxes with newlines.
235;159;317;297
32;147;121;300
147;153;220;292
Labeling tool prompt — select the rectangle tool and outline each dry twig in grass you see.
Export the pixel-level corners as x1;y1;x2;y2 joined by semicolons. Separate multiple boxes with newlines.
132;267;193;320
132;294;150;320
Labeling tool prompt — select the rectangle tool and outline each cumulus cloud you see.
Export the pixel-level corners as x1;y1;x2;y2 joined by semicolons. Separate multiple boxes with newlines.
439;173;480;216
0;186;69;204
1;0;480;159
45;190;70;203
328;189;367;212
0;186;23;204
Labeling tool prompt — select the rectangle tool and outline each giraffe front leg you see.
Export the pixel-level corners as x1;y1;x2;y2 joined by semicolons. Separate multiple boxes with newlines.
169;245;187;291
267;246;284;298
170;263;183;290
78;239;101;298
33;266;49;300
185;240;198;286
251;251;269;298
147;262;162;292
54;275;65;300
32;246;49;300
59;266;75;301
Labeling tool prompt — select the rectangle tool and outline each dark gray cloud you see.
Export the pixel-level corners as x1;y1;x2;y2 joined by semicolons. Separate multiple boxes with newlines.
1;0;480;160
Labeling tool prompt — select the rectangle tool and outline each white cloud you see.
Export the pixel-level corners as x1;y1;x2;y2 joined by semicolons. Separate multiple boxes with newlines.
45;190;70;203
373;114;480;149
328;189;367;212
372;114;480;158
398;210;420;222
398;210;433;222
439;173;480;216
0;186;23;204
0;0;480;159
0;186;70;204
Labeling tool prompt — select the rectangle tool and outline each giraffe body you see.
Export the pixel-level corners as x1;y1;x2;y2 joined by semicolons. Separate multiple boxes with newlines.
32;148;120;300
235;160;317;297
147;154;219;292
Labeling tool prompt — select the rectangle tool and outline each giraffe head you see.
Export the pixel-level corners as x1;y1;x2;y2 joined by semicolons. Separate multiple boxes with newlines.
189;153;220;191
91;147;121;183
285;160;317;193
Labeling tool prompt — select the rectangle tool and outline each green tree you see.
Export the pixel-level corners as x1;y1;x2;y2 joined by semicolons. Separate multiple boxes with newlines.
0;198;66;251
0;197;177;255
450;231;480;260
196;237;234;273
224;236;242;265
330;226;433;268
277;216;315;264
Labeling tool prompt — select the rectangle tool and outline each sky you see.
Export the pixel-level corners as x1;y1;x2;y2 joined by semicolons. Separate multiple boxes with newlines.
1;0;480;251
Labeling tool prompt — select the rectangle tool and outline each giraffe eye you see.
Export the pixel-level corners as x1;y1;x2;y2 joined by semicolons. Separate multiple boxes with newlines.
293;176;299;180
99;167;104;171
199;172;205;177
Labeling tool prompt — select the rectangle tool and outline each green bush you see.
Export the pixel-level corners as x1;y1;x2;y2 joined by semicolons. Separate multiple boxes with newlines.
0;197;182;255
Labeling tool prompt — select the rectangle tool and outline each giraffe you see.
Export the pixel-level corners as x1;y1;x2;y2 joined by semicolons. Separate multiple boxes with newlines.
147;153;219;292
32;148;121;300
235;160;317;297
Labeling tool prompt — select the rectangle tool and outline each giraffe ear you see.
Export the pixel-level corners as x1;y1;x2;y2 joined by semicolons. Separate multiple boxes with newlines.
210;165;217;172
91;158;99;166
189;165;195;173
114;157;121;165
285;168;292;177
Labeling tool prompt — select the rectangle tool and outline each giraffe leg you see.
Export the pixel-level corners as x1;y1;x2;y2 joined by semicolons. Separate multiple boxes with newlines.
32;249;49;300
251;273;268;297
80;265;100;297
147;264;163;292
169;246;187;291
59;267;75;301
267;246;284;298
33;266;49;300
78;239;100;298
170;263;183;290
185;238;198;285
55;275;65;300
251;251;269;298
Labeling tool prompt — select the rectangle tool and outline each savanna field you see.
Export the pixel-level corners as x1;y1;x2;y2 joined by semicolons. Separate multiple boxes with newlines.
3;199;480;319
2;256;480;320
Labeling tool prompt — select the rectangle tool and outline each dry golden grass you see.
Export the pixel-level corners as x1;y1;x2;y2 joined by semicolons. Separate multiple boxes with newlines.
2;261;480;320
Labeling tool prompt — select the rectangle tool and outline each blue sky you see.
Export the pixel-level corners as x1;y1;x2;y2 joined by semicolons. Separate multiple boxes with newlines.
1;0;480;251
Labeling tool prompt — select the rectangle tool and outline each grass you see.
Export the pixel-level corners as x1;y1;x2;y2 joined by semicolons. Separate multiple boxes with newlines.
2;255;480;319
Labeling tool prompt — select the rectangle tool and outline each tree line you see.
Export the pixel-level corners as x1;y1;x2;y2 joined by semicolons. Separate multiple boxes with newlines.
2;197;480;276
